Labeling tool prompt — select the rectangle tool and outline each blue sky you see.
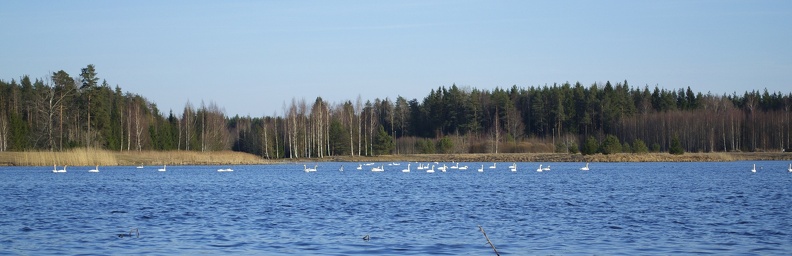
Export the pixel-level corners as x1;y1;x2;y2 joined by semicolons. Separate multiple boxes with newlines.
1;0;790;116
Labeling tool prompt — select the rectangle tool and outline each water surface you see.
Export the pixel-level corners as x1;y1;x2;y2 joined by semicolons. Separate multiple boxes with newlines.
1;161;791;255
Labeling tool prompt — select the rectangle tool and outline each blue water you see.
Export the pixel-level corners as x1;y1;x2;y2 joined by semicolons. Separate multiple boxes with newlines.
1;161;791;255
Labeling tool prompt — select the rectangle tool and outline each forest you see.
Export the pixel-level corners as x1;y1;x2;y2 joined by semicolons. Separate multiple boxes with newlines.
1;64;791;158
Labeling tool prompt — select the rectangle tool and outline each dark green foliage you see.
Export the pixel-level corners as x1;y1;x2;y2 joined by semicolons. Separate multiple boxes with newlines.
416;139;435;154
567;142;579;154
633;139;649;154
554;142;567;153
651;143;661;152
8;112;30;150
372;125;393;155
436;137;454;153
599;134;622;155
622;142;631;153
328;119;349;155
669;135;684;155
582;136;599;155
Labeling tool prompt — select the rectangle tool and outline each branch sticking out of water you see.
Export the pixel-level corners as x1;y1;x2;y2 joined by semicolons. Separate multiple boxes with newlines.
117;228;139;238
478;225;500;256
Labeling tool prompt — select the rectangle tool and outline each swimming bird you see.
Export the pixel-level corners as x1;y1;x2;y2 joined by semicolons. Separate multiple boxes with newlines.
362;234;370;241
88;165;99;173
158;165;167;172
478;165;484;172
581;163;589;171
339;165;344;172
53;165;67;173
751;164;756;173
537;164;543;172
788;163;792;173
356;164;363;170
304;165;317;172
542;165;551;171
402;164;410;173
489;162;497;169
458;165;468;170
372;165;384;172
427;165;435;173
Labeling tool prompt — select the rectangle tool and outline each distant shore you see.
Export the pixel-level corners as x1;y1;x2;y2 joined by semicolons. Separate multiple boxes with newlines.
1;149;791;167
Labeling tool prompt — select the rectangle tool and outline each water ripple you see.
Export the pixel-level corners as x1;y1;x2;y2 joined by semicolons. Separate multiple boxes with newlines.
1;162;791;255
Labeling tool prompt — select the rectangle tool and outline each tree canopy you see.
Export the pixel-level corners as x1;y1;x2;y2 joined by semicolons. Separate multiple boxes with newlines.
2;65;791;158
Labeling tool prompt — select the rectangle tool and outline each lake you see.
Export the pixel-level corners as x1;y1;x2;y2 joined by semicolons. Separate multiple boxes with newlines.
1;161;791;255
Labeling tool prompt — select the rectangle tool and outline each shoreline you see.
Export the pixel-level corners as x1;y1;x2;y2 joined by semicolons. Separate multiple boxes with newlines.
1;149;791;166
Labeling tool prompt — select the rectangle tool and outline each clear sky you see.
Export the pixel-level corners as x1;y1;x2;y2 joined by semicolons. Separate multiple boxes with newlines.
1;0;790;116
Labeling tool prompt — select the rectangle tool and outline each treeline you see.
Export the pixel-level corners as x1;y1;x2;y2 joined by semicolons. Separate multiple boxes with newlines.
1;64;791;157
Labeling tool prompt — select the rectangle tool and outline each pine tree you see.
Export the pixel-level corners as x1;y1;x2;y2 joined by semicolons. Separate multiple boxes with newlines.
669;135;685;155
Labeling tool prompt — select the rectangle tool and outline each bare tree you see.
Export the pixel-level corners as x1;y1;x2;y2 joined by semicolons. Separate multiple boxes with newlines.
0;112;7;151
34;80;73;151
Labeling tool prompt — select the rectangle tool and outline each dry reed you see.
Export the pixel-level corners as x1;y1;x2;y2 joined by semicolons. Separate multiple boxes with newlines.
0;149;268;166
1;150;790;166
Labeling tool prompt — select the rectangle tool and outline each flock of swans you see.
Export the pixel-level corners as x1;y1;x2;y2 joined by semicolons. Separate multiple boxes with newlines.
301;162;595;173
49;162;792;174
306;162;792;173
51;164;235;173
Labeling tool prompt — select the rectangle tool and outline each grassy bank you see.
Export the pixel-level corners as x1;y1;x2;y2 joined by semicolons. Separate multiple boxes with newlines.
1;149;790;167
0;148;270;166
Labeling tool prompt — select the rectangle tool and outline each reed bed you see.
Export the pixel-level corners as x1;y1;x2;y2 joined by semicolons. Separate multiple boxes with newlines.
1;150;789;166
0;149;268;166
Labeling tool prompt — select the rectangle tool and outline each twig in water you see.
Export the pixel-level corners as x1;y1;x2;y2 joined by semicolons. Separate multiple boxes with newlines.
478;225;500;256
117;228;140;238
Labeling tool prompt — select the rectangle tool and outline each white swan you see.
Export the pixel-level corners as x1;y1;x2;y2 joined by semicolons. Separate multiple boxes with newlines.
536;164;543;172
542;165;551;171
751;164;756;173
427;165;435;173
788;163;792;173
88;165;99;173
459;165;468;170
508;163;516;170
136;165;144;169
438;164;447;172
371;165;384;172
477;165;484;172
450;163;459;169
53;165;67;173
489;162;497;169
356;164;363;170
217;168;233;172
304;165;318;172
158;165;167;172
402;164;410;173
581;163;589;171
339;165;344;172
417;163;425;170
